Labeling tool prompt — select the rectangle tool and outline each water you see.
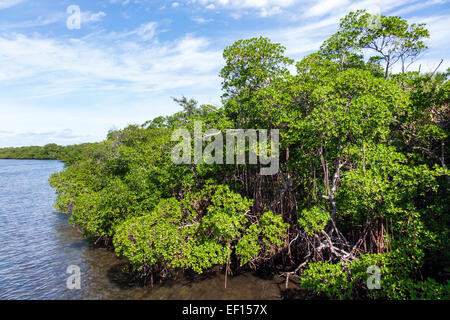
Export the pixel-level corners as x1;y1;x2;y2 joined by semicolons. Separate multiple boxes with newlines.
0;159;300;300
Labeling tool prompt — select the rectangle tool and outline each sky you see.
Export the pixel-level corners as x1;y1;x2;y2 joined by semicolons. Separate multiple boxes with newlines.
0;0;449;147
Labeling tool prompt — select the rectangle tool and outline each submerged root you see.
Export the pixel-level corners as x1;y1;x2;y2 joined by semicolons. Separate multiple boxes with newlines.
282;225;359;290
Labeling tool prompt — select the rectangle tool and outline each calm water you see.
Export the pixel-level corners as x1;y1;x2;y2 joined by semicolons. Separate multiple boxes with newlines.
0;159;298;300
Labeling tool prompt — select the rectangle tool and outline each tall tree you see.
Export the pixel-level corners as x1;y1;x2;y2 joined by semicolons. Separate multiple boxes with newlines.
321;10;429;78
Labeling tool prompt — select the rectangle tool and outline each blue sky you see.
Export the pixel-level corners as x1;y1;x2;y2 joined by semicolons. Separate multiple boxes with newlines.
0;0;449;147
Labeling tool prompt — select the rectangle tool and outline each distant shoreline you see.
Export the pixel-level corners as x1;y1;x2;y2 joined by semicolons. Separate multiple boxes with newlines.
0;143;91;164
0;158;61;160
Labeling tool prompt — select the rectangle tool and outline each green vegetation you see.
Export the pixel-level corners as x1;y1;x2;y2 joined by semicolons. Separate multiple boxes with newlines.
48;10;448;299
0;143;91;164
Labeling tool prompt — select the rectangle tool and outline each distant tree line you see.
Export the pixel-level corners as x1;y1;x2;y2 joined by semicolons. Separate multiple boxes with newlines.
0;143;93;165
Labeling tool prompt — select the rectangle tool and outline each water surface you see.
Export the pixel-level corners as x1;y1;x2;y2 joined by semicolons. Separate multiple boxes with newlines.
0;159;298;300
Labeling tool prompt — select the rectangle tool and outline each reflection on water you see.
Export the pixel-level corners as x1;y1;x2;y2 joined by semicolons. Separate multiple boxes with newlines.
0;159;303;300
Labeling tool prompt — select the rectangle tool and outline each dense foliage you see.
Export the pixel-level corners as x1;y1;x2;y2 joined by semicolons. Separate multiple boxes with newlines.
48;11;449;299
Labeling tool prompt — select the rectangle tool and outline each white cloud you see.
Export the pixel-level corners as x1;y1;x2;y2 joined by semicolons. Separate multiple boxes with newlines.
295;0;415;19
390;0;447;16
0;127;95;147
195;0;298;9
304;0;350;17
0;0;448;147
136;21;157;40
89;11;106;22
0;15;62;29
0;0;23;9
410;14;450;52
0;10;106;30
263;15;342;57
192;17;214;23
191;0;300;15
172;2;180;7
347;0;411;13
190;0;448;22
0;29;224;146
260;6;282;17
230;12;243;19
81;11;107;24
0;32;222;94
109;0;131;5
106;21;158;41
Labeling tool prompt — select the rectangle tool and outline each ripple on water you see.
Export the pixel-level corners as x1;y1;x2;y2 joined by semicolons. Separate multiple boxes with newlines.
0;159;307;300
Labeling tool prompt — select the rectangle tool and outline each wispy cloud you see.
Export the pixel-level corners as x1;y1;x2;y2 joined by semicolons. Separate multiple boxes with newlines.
0;31;222;95
0;0;448;147
193;0;298;9
390;0;448;16
0;10;106;30
108;21;159;40
0;15;62;29
304;0;350;18
82;11;106;23
0;0;23;10
191;0;300;17
192;17;214;24
259;6;282;17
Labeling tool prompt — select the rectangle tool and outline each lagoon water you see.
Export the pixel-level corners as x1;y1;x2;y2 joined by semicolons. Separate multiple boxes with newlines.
0;159;298;300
